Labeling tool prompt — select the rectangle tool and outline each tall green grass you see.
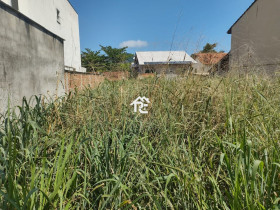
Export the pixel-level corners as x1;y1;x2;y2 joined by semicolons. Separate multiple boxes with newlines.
1;73;280;209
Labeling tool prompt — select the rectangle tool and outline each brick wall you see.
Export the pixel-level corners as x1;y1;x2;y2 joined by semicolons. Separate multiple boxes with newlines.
103;71;129;81
65;71;129;91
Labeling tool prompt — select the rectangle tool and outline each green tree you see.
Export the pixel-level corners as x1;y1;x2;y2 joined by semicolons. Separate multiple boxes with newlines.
200;43;218;53
81;46;134;72
100;45;134;64
100;45;134;72
81;48;107;72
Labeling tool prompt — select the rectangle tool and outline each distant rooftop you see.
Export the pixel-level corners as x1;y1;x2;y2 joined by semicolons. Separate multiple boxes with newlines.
193;53;227;65
135;51;196;65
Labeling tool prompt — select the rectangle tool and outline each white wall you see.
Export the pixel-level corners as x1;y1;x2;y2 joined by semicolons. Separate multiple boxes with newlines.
1;0;10;5
1;0;83;72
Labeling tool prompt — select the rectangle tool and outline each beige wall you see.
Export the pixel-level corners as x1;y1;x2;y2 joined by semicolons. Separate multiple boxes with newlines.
230;0;280;73
192;59;212;74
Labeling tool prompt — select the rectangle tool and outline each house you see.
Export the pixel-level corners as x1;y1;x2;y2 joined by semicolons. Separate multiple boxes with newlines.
192;53;227;74
228;0;280;73
0;0;83;111
132;51;196;75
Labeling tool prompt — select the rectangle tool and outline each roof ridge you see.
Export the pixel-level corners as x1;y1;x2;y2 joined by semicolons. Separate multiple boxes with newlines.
227;0;258;34
136;50;186;53
194;52;227;54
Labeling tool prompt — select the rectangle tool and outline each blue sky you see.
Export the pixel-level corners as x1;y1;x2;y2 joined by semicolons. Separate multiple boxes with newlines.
69;0;254;55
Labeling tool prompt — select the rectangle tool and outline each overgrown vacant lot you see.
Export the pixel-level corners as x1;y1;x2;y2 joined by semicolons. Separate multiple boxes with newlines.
1;74;280;209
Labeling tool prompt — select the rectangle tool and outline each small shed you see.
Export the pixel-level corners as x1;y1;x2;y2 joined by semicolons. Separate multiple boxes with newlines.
132;51;196;75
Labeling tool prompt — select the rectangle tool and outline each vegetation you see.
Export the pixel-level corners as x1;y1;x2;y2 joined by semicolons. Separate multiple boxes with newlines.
1;73;280;209
198;43;225;54
81;45;134;73
201;43;218;53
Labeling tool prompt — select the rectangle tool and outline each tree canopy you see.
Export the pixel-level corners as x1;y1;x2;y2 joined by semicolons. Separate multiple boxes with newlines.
200;43;218;53
81;49;107;72
81;46;134;72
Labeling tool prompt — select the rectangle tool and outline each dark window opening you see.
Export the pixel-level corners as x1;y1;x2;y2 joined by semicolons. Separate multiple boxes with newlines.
57;9;61;24
11;0;18;10
145;69;154;73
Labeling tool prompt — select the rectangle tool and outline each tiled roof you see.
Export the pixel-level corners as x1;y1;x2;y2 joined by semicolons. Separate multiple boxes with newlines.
193;53;227;65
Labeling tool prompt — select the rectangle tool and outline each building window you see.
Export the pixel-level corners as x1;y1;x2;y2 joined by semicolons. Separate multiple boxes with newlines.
56;9;61;24
11;0;19;10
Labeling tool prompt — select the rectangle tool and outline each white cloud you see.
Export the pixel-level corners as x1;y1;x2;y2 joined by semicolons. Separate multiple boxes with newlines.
119;40;148;48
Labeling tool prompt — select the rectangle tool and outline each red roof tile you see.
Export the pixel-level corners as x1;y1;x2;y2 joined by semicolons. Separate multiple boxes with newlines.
193;53;228;65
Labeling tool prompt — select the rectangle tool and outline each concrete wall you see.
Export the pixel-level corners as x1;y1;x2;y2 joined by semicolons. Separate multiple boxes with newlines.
192;60;212;74
0;0;83;72
0;2;64;112
1;0;10;5
230;0;280;73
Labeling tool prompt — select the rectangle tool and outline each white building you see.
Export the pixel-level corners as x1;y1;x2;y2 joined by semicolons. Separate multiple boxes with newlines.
132;51;196;75
1;0;85;72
